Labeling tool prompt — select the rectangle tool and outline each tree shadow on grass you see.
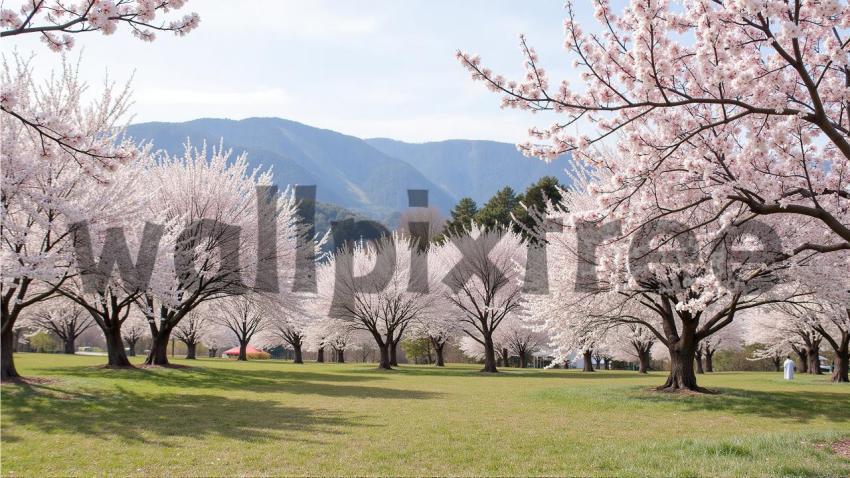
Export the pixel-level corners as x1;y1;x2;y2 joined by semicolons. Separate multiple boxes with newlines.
35;365;443;400
2;382;376;445
631;387;850;424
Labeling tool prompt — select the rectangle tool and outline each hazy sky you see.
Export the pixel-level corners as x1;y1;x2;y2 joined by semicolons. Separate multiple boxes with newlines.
3;1;599;143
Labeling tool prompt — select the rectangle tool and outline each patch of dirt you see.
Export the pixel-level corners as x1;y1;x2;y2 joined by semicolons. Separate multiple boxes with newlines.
650;386;720;395
0;376;59;386
813;439;850;460
831;439;850;459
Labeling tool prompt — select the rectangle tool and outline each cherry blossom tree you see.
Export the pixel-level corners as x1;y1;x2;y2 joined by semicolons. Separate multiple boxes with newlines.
523;161;810;391
262;297;311;364
173;309;212;359
134;142;300;366
812;301;850;382
408;304;461;367
745;304;823;374
200;325;230;358
609;323;658;374
458;0;850;256
302;319;329;363
697;320;743;373
744;313;792;372
436;225;526;373
215;295;268;361
22;298;93;354
1;0;199;170
499;315;547;368
0;54;142;379
318;233;437;370
121;312;147;356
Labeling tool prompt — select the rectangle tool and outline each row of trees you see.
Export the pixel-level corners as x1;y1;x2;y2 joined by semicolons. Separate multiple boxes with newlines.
457;0;849;390
4;1;848;396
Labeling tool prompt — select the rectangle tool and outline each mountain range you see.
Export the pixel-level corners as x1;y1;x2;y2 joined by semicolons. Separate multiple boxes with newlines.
126;117;570;222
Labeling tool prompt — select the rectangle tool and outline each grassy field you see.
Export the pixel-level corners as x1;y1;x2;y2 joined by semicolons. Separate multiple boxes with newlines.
2;353;849;477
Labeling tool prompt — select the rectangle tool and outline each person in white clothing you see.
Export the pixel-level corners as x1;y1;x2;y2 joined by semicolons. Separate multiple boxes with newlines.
783;356;796;380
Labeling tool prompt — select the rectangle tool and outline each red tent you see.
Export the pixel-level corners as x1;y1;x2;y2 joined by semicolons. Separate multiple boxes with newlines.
222;346;262;357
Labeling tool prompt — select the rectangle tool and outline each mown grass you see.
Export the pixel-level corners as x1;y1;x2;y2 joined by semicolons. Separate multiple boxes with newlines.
2;353;848;477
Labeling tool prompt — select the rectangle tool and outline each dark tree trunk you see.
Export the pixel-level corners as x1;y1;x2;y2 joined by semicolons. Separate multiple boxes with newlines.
293;344;303;364
317;346;325;363
377;343;392;370
833;352;849;383
145;324;175;366
772;356;781;372
208;348;218;358
431;338;445;367
806;343;821;375
806;349;823;375
336;348;345;363
64;336;76;354
390;341;399;367
830;334;849;383
1;327;19;380
659;339;702;392
603;358;610;370
145;334;170;365
695;350;705;374
795;348;809;373
104;324;132;367
638;350;650;374
186;342;197;360
481;333;498;373
519;352;528;369
127;341;137;357
582;350;594;372
238;341;248;361
705;351;714;372
501;347;510;368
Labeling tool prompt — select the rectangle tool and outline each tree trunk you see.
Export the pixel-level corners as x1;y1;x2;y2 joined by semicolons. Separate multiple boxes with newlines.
638;350;650;374
772;356;781;372
186;342;197;360
806;344;821;375
695;350;705;374
377;343;392;370
127;341;137;357
833;352;849;383
145;334;170;365
481;333;498;373
390;341;399;367
603;358;610;370
432;339;445;367
293;344;303;364
104;324;132;367
64;336;76;354
519;352;528;369
831;335;849;383
336;348;345;363
238;341;248;361
145;324;175;366
1;327;20;380
501;347;510;368
208;348;218;358
659;339;704;392
582;350;594;372
705;351;714;372
796;348;809;373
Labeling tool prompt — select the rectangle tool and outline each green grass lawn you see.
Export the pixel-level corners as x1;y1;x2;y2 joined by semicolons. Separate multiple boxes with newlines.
2;353;848;477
